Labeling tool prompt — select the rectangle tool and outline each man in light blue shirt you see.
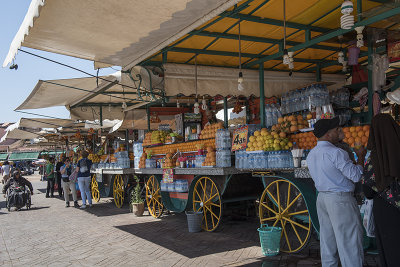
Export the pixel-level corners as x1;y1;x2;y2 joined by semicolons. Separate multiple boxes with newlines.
307;117;366;267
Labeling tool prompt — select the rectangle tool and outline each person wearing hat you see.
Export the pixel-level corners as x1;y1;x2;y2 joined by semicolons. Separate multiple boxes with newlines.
307;117;367;267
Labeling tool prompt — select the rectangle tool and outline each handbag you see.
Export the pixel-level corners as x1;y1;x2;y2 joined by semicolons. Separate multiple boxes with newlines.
361;199;375;237
69;171;78;183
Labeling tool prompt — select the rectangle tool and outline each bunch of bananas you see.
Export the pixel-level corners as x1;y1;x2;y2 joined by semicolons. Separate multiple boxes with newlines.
88;154;100;163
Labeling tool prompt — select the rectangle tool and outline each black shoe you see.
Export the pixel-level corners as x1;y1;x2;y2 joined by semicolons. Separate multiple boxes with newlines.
74;201;79;208
65;202;70;208
51;195;54;198
46;195;50;198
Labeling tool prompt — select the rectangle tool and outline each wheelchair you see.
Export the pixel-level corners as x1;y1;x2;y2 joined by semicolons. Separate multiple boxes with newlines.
5;185;31;211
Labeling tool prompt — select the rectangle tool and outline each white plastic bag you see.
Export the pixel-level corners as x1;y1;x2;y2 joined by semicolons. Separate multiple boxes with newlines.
361;199;375;237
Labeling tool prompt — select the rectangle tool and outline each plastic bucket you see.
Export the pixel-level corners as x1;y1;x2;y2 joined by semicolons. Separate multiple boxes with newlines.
257;225;282;256
185;211;203;232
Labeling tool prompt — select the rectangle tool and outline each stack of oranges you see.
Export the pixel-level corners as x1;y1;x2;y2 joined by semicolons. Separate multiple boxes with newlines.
289;132;317;149
342;125;370;148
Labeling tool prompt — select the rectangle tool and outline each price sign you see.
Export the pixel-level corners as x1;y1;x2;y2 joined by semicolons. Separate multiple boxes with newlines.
162;168;174;183
231;125;248;151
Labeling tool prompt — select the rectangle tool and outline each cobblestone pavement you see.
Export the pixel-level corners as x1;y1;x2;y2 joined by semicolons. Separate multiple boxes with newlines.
0;174;379;267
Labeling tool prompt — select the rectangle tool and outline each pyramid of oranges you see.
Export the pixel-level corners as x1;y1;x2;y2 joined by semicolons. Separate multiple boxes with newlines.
342;125;370;148
290;132;317;150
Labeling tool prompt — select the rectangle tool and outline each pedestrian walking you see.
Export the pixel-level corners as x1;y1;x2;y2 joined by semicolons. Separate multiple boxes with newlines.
55;157;64;198
60;158;79;208
307;117;367;267
362;114;400;267
1;161;11;184
75;151;92;209
45;158;55;198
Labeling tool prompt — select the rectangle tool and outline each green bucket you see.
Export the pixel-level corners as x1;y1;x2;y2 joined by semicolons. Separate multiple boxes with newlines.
257;225;282;256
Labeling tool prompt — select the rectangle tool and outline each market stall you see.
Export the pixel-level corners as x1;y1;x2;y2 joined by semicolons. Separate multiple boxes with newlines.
5;0;400;254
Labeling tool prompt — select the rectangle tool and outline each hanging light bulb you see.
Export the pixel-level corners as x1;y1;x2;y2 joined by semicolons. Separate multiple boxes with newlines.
355;26;365;47
237;21;244;91
194;99;200;114
340;0;354;29
238;72;244;91
122;102;127;109
108;104;111;112
176;99;180;108
201;96;208;110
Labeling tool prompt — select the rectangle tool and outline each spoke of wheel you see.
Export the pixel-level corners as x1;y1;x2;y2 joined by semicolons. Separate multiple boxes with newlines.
287;183;291;207
282;217;309;230
261;202;278;215
288;209;309;216
209;202;221;208
199;180;205;196
266;189;280;210
205;205;216;228
153;197;162;207
205;193;218;204
281;219;292;251
195;189;202;201
289;220;303;245
282;193;301;214
203;207;209;230
272;219;279;227
276;182;281;213
193;200;201;203
260;216;277;222
203;179;207;202
205;205;219;220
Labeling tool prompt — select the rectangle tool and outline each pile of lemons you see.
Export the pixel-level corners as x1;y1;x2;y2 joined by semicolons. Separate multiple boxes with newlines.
246;128;293;151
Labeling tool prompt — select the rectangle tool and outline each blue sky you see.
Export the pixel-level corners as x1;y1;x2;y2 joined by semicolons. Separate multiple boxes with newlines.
0;1;116;123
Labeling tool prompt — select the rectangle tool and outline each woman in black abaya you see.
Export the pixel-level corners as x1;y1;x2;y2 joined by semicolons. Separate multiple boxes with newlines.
362;114;400;267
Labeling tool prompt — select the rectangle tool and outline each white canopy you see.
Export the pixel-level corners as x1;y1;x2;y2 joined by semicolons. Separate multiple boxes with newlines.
164;64;346;97
0;128;41;142
3;0;240;70
15;118;75;129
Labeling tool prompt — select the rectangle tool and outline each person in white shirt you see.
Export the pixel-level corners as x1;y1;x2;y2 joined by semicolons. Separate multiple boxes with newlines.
307;117;366;267
2;161;11;184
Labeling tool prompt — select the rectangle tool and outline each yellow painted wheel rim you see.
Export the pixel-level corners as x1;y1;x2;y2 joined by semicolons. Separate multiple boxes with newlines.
113;174;124;208
91;175;100;202
145;175;164;218
259;179;311;253
192;176;222;232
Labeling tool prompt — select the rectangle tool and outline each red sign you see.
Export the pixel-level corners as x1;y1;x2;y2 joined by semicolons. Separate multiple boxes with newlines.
231;125;248;151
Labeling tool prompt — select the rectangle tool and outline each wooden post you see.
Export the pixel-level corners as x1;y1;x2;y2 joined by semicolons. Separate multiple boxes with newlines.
259;64;265;128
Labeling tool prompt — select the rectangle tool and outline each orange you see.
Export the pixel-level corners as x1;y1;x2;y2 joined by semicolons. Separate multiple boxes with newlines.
355;126;362;132
343;127;350;133
345;132;351;139
362;125;370;132
352;132;358;138
349;127;356;133
354;137;361;144
343;138;348;144
361;136;368;144
364;131;369;138
357;131;364;138
348;137;355;145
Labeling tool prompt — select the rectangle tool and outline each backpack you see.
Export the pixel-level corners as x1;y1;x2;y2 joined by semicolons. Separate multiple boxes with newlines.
79;159;88;173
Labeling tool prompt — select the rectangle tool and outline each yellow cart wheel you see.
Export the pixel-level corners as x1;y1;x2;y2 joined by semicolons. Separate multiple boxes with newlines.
259;179;312;253
192;176;222;232
145;175;164;218
113;174;124;208
91;175;100;202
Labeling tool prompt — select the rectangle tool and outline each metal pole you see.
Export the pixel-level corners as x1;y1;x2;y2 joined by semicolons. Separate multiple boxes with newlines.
316;63;321;82
223;97;228;128
146;105;151;131
357;0;362;22
367;39;374;123
259;64;265;128
125;129;130;156
99;104;103;127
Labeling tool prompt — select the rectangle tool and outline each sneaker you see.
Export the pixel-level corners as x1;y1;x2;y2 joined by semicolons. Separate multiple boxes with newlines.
80;205;86;209
65;202;70;208
51;195;54;198
74;201;79;208
89;204;93;208
45;195;50;198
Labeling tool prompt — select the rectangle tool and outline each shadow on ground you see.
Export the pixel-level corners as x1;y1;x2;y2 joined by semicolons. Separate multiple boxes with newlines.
83;201;131;217
115;213;261;259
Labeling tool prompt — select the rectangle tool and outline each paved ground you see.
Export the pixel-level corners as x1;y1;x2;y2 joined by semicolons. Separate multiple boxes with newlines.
0;173;379;267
